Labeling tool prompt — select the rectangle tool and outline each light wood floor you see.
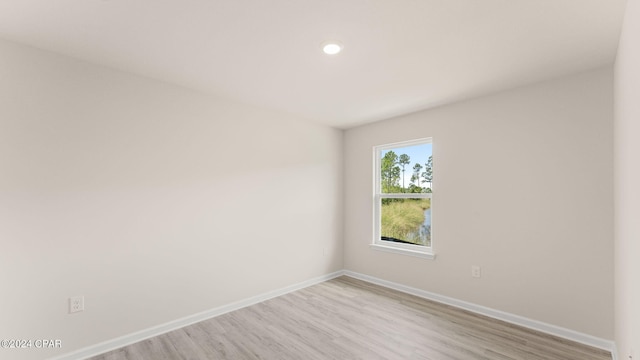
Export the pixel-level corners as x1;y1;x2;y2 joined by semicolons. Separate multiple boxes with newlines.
88;276;611;360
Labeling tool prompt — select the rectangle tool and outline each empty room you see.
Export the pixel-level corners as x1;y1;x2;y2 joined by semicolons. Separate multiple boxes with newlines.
1;1;638;359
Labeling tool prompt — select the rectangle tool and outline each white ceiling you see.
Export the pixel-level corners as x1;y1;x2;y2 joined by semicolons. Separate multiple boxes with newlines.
0;0;627;128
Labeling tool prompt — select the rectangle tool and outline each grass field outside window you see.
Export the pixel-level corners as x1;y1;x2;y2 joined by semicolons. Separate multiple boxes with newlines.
374;138;433;255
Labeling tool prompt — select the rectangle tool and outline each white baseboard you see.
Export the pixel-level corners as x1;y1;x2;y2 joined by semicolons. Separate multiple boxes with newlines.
51;269;616;359
611;343;619;360
49;271;345;360
343;270;615;355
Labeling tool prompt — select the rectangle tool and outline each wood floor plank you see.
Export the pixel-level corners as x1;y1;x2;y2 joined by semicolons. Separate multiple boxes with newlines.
88;276;611;360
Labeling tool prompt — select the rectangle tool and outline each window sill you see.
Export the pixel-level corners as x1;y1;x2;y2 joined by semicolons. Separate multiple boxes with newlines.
369;244;436;260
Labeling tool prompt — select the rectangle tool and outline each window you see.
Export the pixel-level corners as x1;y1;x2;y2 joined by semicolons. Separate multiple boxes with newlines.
372;138;434;259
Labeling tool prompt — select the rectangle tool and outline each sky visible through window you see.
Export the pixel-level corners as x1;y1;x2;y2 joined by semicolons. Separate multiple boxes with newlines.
381;143;432;190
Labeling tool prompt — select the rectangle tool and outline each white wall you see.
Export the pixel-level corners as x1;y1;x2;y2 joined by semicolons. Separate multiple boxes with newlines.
344;68;614;339
0;39;343;360
614;0;640;358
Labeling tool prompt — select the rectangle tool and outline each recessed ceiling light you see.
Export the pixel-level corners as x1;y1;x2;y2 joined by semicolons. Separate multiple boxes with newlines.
321;41;343;55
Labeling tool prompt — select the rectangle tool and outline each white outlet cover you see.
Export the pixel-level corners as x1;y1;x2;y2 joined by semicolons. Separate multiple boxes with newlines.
69;296;84;314
471;266;481;278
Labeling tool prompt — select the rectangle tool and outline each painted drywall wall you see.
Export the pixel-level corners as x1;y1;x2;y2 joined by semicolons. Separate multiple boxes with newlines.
0;39;343;360
614;0;640;358
344;68;614;339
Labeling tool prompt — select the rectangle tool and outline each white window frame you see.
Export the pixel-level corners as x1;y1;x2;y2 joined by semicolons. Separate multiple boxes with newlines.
371;138;435;259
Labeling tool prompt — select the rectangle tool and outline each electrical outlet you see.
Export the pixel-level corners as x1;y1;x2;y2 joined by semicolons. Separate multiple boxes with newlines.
471;265;481;278
69;296;84;314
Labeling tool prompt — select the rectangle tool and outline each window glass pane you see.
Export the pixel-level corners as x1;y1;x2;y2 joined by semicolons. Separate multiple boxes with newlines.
381;198;431;246
380;143;432;194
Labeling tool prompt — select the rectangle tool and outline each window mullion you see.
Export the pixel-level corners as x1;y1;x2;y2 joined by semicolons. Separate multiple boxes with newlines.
373;138;433;256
